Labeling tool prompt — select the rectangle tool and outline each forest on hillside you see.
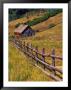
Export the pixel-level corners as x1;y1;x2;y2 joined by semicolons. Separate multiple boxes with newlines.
9;9;62;22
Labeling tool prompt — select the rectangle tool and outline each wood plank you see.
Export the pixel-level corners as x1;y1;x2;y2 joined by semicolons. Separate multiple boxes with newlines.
35;64;61;81
10;39;63;81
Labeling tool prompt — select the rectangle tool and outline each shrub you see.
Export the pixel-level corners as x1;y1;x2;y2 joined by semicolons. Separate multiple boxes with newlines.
36;30;40;32
48;23;55;29
26;9;62;26
15;23;21;28
26;13;49;26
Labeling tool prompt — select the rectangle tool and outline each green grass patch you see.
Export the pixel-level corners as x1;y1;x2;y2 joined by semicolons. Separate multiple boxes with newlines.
26;10;62;26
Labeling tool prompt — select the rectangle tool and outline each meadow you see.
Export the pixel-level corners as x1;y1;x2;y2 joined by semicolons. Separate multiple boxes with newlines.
9;11;62;81
9;42;53;81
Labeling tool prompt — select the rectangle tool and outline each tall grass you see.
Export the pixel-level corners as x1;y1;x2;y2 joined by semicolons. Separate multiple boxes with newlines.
9;12;62;81
9;43;53;81
22;23;62;66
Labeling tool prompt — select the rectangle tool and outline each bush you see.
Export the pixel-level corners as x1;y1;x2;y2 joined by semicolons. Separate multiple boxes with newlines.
9;9;62;22
26;9;62;26
48;23;55;29
36;30;40;32
15;23;21;28
26;13;49;26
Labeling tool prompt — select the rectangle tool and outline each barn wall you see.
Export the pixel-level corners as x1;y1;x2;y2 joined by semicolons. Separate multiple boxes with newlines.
14;26;35;37
22;29;35;37
14;32;20;35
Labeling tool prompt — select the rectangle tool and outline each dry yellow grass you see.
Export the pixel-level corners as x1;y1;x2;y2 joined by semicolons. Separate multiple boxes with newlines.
9;12;45;35
9;13;62;35
9;42;54;81
23;23;62;56
9;12;63;81
32;13;62;31
22;23;62;67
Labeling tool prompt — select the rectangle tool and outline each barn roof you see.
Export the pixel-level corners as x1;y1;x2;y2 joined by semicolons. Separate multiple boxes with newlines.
14;24;29;33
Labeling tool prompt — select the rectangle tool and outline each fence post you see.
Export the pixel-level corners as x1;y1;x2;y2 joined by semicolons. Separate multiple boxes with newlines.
15;37;17;44
29;43;32;53
18;40;21;49
23;41;26;53
42;48;45;69
14;38;16;44
26;43;29;52
35;46;38;64
20;40;22;49
30;44;34;59
17;39;20;47
23;41;25;50
23;41;25;47
52;48;56;75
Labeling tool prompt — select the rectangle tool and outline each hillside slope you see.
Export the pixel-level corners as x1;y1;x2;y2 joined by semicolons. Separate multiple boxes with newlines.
9;23;62;81
23;23;62;57
9;13;62;35
32;13;62;31
9;12;62;81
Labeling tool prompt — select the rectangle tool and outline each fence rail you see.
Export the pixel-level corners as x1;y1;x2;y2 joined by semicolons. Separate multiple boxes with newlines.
10;38;63;81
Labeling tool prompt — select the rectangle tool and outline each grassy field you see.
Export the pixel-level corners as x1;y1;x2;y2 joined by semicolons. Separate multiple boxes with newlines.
21;23;62;66
9;42;54;81
32;13;62;31
9;13;62;35
9;12;62;81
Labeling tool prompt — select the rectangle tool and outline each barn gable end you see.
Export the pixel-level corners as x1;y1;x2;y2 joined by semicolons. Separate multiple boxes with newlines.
14;24;35;37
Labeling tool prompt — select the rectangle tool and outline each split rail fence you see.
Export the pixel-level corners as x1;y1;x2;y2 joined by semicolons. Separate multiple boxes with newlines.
10;38;63;81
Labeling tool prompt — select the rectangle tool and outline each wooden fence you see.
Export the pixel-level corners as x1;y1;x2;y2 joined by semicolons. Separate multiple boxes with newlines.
10;38;63;81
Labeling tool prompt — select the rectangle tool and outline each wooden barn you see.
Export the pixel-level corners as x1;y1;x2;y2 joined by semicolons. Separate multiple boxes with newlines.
14;24;35;37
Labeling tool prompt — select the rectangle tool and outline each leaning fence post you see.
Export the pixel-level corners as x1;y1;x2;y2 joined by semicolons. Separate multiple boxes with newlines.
35;46;38;64
28;43;30;53
18;40;20;47
23;41;25;52
20;40;22;49
52;48;56;75
23;41;25;47
42;48;45;69
21;40;22;47
26;43;29;52
29;43;32;54
30;44;34;59
19;40;21;49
